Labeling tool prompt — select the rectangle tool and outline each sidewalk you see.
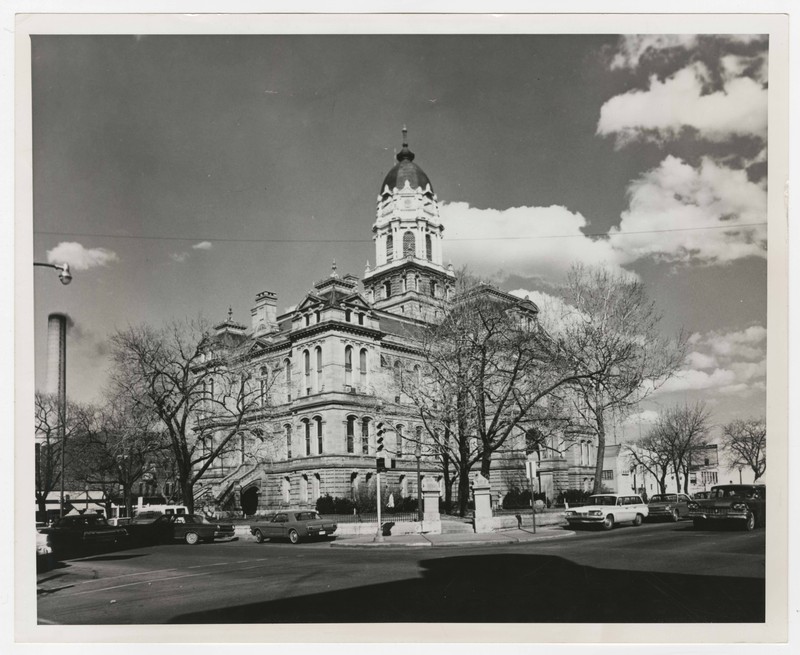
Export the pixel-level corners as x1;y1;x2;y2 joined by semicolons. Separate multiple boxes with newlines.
329;526;574;548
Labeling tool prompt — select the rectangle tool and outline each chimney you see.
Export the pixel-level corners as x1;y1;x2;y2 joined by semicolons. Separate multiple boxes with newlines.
45;313;67;396
251;290;278;335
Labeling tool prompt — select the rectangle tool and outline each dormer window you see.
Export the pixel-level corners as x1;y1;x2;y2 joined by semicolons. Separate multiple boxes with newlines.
345;309;352;322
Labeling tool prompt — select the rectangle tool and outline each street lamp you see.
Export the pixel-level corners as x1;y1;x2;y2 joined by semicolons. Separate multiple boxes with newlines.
35;262;73;518
414;445;422;522
34;261;72;285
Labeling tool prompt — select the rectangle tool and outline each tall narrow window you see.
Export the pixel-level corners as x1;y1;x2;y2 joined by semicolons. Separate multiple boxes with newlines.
305;314;310;327
361;418;370;455
346;416;355;453
403;230;415;257
300;476;308;503
396;424;404;458
315;416;323;454
431;281;438;297
359;348;367;388
344;345;353;387
285;424;293;460
304;350;311;395
282;477;290;503
312;474;321;500
284;358;292;401
304;419;311;456
383;280;391;299
425;234;432;261
315;346;322;393
207;377;214;400
403;276;408;293
358;313;364;325
386;233;394;261
345;308;352;322
259;366;268;407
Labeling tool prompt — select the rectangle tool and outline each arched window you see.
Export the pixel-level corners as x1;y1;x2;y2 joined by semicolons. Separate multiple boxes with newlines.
346;416;355;453
345;309;352;322
259;366;268;407
402;231;415;258
207;377;214;400
303;350;311;396
396;424;404;458
425;234;432;261
383;280;391;299
431;280;438;297
403;276;407;293
358;313;364;326
284;358;292;401
393;360;403;386
361;418;370;455
304;419;311;456
413;364;421;385
315;416;323;454
400;475;408;496
283;477;291;503
359;348;368;387
315;346;322;392
414;276;419;291
305;314;310;327
315;310;321;324
300;475;308;503
344;345;353;387
312;474;321;500
285;424;293;460
386;233;394;261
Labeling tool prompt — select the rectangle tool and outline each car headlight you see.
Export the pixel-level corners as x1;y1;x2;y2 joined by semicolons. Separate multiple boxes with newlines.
662;505;671;510
731;502;747;511
564;511;575;516
588;510;602;516
687;503;699;510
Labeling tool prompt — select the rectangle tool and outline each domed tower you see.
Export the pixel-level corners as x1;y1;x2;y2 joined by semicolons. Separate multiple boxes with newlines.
363;127;456;319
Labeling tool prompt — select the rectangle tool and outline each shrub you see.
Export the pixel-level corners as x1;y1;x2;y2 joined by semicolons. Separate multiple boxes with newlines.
556;489;591;506
315;494;356;515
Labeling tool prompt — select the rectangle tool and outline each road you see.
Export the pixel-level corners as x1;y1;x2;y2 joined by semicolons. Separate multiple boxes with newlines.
37;521;765;624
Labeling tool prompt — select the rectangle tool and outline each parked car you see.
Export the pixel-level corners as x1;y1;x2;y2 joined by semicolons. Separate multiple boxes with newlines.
108;517;132;527
563;494;649;530
250;510;338;544
692;491;712;500
687;484;765;531
40;513;128;556
127;512;235;545
646;493;693;522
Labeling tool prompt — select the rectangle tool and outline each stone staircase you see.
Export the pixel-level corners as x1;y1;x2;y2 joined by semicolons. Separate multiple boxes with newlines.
440;515;475;534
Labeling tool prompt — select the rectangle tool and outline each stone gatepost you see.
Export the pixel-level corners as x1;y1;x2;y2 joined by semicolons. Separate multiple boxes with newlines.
472;473;494;533
421;478;442;534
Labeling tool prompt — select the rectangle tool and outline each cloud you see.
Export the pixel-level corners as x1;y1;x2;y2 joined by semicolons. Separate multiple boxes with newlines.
192;241;213;250
439;202;627;281
170;252;190;263
609;156;766;265
623;410;660;426
609;34;766;70
597;61;767;146
652;325;766;399
508;288;583;336
47;242;118;271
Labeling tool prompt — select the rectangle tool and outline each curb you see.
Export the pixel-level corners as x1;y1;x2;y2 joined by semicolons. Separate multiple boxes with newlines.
329;529;575;549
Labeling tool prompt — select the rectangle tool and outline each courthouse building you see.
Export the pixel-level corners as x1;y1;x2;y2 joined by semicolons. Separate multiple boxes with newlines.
193;130;597;515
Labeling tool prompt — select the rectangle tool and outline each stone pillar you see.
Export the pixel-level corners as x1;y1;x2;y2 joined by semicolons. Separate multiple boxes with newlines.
472;472;494;533
420;477;441;534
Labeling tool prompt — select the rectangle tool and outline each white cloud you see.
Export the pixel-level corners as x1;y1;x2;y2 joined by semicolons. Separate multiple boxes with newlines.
439;202;627;281
170;252;189;263
192;241;213;250
609;156;766;265
47;242;118;271
623;410;660;426
697;325;766;359
597;61;767;146
508;288;583;336
610;35;699;69
685;351;717;370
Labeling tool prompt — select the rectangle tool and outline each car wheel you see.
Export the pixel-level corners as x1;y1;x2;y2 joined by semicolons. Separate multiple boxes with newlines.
743;512;756;531
632;513;644;527
602;515;614;530
185;532;199;545
288;529;300;544
254;529;265;544
672;509;680;522
693;519;705;530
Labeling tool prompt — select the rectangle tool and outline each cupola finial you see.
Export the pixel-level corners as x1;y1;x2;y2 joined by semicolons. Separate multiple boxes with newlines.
402;124;408;148
396;125;415;162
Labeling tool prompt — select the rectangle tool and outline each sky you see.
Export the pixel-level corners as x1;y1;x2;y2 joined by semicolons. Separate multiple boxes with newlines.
30;32;769;453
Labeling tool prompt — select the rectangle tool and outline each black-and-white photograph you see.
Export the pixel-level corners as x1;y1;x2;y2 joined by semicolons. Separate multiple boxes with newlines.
8;9;792;648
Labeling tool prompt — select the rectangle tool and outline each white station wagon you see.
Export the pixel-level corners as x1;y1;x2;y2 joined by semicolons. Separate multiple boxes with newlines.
564;494;649;530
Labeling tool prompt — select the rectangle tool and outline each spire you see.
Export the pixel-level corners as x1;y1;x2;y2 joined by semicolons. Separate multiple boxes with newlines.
331;259;339;278
396;124;415;162
227;306;233;322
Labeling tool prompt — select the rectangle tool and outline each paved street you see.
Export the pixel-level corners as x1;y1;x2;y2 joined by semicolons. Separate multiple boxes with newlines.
37;521;765;624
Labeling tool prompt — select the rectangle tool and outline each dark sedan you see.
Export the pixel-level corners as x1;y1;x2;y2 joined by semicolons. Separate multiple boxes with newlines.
40;514;128;556
127;512;235;545
646;493;692;522
250;510;337;544
687;484;766;531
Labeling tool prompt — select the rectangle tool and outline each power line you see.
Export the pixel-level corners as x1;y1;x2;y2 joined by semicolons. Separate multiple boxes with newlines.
33;222;768;245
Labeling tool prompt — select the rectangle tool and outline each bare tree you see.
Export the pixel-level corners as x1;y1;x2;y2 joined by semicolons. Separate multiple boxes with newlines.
625;425;674;495
659;403;713;493
403;274;601;515
34;391;91;520
720;417;766;481
557;264;686;494
109;318;277;513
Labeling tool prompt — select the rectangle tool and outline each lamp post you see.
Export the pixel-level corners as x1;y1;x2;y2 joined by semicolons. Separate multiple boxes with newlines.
35;262;73;518
738;466;743;484
414;445;422;522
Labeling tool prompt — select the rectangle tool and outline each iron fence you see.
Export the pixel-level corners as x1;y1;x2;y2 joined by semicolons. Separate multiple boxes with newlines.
321;511;419;524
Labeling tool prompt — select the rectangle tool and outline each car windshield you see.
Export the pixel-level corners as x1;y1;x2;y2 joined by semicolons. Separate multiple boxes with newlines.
185;515;210;524
650;495;678;503
294;512;321;521
584;496;616;506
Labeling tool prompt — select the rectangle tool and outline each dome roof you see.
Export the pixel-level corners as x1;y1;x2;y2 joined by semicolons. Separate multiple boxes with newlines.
380;128;434;195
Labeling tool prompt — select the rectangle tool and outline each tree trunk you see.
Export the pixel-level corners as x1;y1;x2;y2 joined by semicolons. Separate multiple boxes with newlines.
592;408;606;495
181;479;195;514
658;473;667;494
456;463;471;517
36;496;47;523
123;484;133;518
480;451;492;480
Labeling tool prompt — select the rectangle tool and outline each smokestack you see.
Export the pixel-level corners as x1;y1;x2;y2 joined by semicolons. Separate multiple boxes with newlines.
45;313;67;397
